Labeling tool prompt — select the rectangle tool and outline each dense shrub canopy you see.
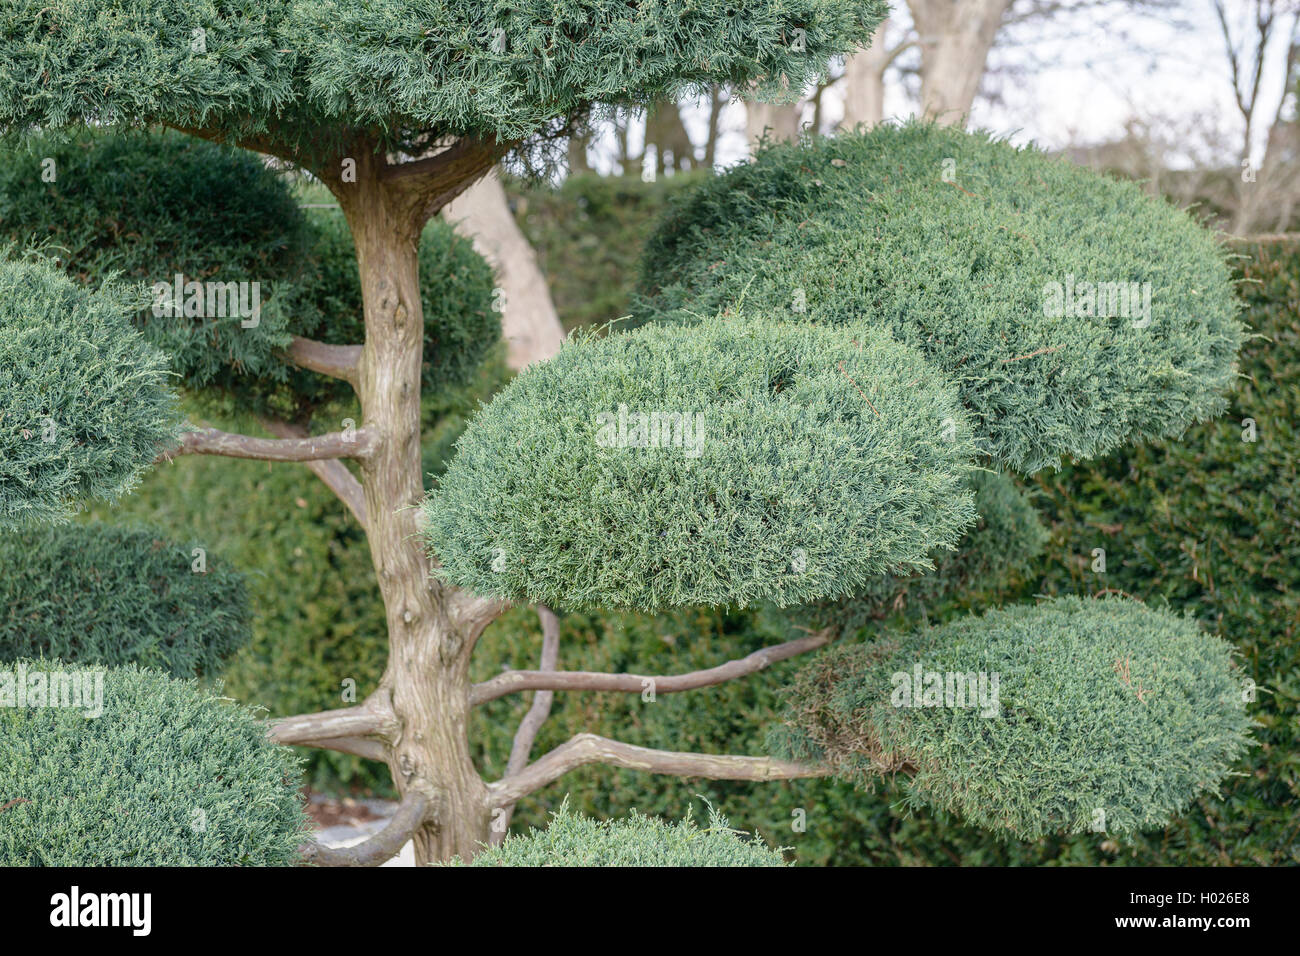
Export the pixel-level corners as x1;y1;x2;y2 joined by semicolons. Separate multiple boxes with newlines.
0;129;498;424
0;661;309;865
0;1;886;163
0;523;250;678
770;596;1252;840
0;255;180;528
637;123;1243;473
425;319;978;610
450;801;788;866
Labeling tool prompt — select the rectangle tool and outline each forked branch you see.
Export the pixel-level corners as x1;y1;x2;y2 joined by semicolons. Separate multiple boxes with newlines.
487;733;827;806
261;418;368;528
471;630;833;705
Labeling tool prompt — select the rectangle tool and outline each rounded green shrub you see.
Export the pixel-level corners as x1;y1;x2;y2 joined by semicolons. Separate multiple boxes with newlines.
0;129;499;425
770;596;1253;839
0;523;250;678
451;800;788;866
0;254;181;528
637;123;1243;473
0;660;309;865
425;319;978;610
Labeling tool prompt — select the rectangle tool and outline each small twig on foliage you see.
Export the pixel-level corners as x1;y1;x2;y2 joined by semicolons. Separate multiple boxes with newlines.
1001;346;1063;363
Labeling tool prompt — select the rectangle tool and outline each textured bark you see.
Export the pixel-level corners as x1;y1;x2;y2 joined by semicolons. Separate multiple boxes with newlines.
442;170;565;371
333;146;491;863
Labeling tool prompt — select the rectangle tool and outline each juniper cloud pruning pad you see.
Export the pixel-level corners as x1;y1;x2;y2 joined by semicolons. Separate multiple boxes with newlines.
424;320;978;611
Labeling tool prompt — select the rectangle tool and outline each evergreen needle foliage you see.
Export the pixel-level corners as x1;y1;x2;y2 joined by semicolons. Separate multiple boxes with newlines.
424;319;979;610
0;523;250;678
449;799;788;866
0;660;309;865
770;596;1253;840
0;254;181;528
0;0;887;163
637;123;1244;473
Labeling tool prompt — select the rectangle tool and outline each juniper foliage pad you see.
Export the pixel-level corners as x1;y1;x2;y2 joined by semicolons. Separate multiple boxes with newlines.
770;596;1253;839
424;320;978;610
0;661;309;865
0;129;498;424
0;524;250;678
0;0;886;162
0;255;180;528
449;800;788;866
637;123;1243;473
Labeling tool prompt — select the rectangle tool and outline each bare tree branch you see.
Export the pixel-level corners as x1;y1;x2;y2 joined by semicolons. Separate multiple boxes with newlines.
159;425;376;464
487;734;827;806
301;736;388;761
271;695;396;747
491;606;561;846
286;336;362;386
299;792;430;867
261;418;368;528
471;630;833;706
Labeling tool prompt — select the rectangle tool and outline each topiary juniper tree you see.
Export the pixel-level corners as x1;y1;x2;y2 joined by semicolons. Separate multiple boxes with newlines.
0;4;1251;865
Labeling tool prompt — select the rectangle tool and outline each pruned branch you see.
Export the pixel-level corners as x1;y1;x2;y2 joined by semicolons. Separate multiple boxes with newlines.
159;425;376;463
299;792;430;867
271;696;395;748
491;606;561;846
286;336;362;386
261;418;368;528
488;734;827;806
303;736;388;761
471;630;832;706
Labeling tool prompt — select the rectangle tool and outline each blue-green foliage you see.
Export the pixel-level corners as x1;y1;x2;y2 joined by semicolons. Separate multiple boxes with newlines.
0;1;887;164
637;123;1243;473
0;523;250;678
0;129;499;424
770;596;1253;840
0;254;181;528
425;319;979;610
0;660;309;865
449;799;788;866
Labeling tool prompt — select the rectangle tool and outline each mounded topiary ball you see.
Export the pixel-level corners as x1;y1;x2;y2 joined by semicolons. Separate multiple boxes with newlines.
769;596;1253;839
637;122;1244;473
424;319;978;611
0;523;250;678
0;660;309;865
0;255;181;528
449;801;788;866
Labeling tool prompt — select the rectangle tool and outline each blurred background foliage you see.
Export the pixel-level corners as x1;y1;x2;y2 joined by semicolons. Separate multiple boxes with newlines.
78;167;1296;864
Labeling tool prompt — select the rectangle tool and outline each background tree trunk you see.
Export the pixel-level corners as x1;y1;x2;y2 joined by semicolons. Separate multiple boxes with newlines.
910;0;1011;125
442;169;566;370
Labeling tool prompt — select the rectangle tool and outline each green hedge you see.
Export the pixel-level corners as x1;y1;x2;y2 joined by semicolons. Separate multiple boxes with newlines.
0;660;309;865
0;523;250;678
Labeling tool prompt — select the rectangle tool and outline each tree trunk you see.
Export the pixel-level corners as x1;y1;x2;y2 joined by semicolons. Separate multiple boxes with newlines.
442;170;566;370
335;148;491;863
746;100;803;151
909;0;1010;126
840;18;895;129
